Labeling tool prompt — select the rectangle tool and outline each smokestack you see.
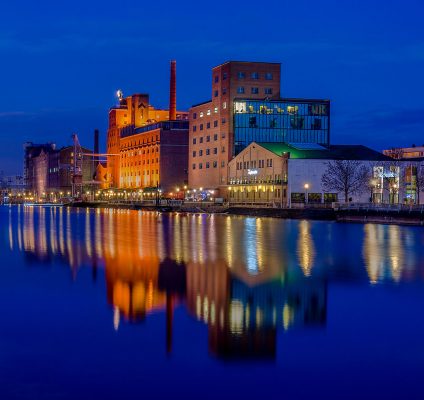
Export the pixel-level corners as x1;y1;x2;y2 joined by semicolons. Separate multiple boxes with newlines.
94;129;99;159
169;60;177;121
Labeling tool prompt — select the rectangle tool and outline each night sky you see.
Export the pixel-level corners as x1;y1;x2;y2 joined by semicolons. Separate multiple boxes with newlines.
1;0;423;174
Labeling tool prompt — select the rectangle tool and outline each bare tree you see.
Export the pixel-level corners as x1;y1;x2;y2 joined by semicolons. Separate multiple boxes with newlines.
321;160;369;203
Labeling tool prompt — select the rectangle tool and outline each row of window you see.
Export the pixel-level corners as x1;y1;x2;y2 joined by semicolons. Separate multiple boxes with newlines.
229;175;282;184
193;147;226;157
237;87;273;95
193;105;227;119
122;147;159;157
121;169;159;177
291;193;338;203
213;72;274;83
121;135;159;148
192;133;225;145
192;161;226;169
236;159;273;170
121;158;159;167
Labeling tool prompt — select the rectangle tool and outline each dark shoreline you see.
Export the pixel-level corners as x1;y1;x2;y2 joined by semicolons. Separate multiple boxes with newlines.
67;202;424;227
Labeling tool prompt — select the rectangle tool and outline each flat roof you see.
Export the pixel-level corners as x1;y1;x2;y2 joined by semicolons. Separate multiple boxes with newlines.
213;61;281;69
255;142;391;161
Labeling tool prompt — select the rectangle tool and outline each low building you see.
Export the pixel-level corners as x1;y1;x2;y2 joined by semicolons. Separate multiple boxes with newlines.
383;145;424;159
227;142;397;206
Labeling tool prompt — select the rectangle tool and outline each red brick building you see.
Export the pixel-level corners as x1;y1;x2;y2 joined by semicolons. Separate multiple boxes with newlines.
189;61;281;191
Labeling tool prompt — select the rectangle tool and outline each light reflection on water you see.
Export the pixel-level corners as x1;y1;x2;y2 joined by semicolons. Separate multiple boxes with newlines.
3;205;424;362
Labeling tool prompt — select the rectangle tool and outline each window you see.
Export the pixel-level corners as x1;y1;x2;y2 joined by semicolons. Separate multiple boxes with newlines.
207;109;211;116
193;125;197;132
192;151;196;157
200;112;204;118
249;116;257;128
193;112;197;119
265;72;273;80
221;161;225;167
222;118;226;124
214;107;218;113
200;124;204;131
237;86;245;94
251;72;259;79
213;147;217;154
214;134;218;141
206;135;210;142
200;137;204;143
221;132;226;138
199;163;203;169
251;87;259;94
222;102;227;109
199;150;203;156
223;72;227;80
238;72;245;79
214;90;218;97
324;193;338;203
193;138;197;145
291;193;306;203
206;122;211;129
206;149;210;155
214;75;219;83
222;87;227;95
206;162;210;168
312;118;322;130
213;161;217;168
221;146;225;153
264;88;273;95
214;120;218;127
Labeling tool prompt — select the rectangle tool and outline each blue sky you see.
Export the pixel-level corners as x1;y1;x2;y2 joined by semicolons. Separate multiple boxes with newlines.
1;0;424;174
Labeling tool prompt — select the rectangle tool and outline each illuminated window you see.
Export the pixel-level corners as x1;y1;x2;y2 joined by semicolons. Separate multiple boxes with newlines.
207;109;211;116
287;106;298;114
222;102;227;109
193;151;196;157
214;107;218;113
200;112;204;118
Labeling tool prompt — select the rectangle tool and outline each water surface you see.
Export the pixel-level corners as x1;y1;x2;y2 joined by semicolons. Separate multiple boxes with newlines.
1;206;424;399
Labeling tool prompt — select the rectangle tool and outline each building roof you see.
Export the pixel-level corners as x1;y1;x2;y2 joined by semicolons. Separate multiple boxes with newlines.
255;142;392;161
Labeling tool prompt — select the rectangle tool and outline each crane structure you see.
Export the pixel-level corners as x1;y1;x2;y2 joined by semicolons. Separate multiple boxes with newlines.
70;133;120;199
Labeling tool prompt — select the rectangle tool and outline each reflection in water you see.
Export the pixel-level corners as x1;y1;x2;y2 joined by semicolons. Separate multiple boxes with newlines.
7;206;418;359
297;220;316;277
362;224;407;283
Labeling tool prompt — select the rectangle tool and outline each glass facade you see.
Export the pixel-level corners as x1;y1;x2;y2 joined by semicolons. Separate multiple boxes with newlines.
233;99;330;155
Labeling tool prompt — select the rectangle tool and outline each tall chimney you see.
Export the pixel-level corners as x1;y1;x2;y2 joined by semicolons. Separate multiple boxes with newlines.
169;60;177;121
94;129;99;159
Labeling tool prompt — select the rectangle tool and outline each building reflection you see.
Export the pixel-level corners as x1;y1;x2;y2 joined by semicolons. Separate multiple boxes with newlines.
8;207;328;359
362;224;407;283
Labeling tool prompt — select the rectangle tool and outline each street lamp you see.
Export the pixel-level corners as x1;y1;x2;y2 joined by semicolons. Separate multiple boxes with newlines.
304;183;309;204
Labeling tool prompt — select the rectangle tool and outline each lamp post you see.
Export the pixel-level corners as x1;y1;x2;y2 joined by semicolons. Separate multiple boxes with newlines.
304;183;309;205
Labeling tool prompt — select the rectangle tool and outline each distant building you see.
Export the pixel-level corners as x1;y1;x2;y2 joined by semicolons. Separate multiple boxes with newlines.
383;145;424;159
0;174;24;191
188;61;330;192
227;142;395;206
105;62;189;192
23;142;56;190
30;145;95;198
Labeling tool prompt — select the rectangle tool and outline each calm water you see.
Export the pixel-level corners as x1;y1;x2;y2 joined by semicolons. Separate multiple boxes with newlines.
1;205;424;399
